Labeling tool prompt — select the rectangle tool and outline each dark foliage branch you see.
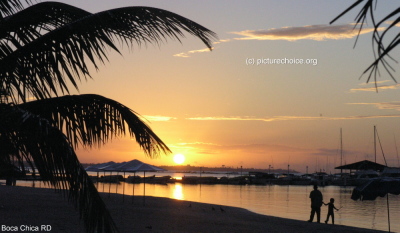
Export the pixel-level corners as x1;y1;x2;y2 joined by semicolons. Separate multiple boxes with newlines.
19;94;171;157
0;2;91;59
331;0;400;85
0;0;31;19
0;6;217;103
0;103;118;232
0;1;217;232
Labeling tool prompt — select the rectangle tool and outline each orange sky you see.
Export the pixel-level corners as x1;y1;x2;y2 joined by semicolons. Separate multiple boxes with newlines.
58;0;400;173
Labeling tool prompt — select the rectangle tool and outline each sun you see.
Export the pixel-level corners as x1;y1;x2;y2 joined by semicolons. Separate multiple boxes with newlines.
173;154;185;165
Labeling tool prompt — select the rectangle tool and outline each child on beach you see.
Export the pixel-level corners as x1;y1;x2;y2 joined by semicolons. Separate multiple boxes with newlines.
323;198;339;224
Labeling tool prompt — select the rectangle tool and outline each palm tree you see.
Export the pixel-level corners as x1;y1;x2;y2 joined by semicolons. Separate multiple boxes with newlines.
0;1;217;232
331;1;399;85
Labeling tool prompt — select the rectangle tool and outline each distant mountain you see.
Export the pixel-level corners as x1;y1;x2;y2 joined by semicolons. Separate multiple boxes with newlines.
81;163;298;174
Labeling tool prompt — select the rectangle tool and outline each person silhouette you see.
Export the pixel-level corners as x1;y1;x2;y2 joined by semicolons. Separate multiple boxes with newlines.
323;198;339;224
308;184;323;223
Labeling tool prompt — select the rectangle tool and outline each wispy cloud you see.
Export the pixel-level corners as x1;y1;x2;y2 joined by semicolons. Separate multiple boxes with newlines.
333;114;400;120
169;142;219;150
231;24;379;41
187;114;400;121
174;24;380;58
173;39;231;58
176;142;220;146
173;47;213;58
172;141;311;157
348;102;400;111
173;52;190;58
129;113;400;123
385;20;400;27
143;115;176;122
213;39;231;44
187;116;328;122
350;83;400;92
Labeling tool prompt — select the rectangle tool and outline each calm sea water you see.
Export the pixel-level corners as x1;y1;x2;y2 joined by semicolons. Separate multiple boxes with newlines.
17;172;400;232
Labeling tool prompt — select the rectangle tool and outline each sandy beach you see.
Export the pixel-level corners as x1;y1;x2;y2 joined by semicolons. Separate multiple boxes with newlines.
0;185;387;233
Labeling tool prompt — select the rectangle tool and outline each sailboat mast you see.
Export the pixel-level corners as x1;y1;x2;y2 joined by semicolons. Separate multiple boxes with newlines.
375;126;388;166
374;125;377;163
395;134;400;167
340;128;343;174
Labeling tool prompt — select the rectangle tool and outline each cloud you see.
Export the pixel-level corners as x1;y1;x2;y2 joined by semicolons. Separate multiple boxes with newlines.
348;102;400;111
312;147;352;156
189;48;213;53
231;24;379;41
173;47;213;58
385;20;400;27
142;115;176;122
187;116;327;122
169;142;220;151
176;142;220;146
187;114;400;122
333;114;400;120
173;38;231;58
213;39;231;44
173;141;312;156
173;52;190;58
174;23;380;58
350;83;400;92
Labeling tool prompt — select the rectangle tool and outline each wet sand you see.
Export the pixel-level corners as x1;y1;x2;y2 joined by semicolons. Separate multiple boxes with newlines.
0;185;387;233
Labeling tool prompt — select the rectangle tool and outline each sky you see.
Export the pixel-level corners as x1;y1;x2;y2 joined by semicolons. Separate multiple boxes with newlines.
51;0;400;173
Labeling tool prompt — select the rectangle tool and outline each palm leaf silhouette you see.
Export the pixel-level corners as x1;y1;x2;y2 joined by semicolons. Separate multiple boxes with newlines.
0;1;216;232
0;104;117;232
331;0;400;85
1;4;217;103
19;94;170;156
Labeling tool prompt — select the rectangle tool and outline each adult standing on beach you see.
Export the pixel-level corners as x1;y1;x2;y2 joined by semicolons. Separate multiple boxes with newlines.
308;184;323;223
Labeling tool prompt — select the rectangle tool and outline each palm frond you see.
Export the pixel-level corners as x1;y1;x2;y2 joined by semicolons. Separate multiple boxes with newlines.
0;6;217;103
331;0;400;84
0;0;31;19
0;103;118;232
0;3;215;232
18;94;171;157
0;2;91;59
330;0;364;24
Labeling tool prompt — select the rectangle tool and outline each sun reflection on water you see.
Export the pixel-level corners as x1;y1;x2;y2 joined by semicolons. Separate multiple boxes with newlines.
173;183;184;200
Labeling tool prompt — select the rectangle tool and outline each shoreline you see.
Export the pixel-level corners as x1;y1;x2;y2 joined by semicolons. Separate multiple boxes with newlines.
0;185;387;233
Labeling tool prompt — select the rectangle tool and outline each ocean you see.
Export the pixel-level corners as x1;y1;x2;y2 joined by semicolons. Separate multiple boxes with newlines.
17;171;400;232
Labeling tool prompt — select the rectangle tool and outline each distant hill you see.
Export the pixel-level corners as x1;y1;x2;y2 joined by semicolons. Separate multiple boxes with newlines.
61;163;299;174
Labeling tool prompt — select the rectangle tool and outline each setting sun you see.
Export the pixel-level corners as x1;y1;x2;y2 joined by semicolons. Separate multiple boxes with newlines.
173;154;185;165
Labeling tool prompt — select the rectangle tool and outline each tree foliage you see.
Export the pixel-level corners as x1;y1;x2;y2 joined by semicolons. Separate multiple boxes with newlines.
331;0;400;85
0;1;216;232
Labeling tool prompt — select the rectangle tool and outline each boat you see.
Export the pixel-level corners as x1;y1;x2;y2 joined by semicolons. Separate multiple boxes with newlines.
290;174;313;185
380;167;400;178
98;175;123;183
334;126;388;186
144;175;173;184
181;176;218;184
248;172;275;185
350;170;380;186
219;176;249;185
314;172;332;185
